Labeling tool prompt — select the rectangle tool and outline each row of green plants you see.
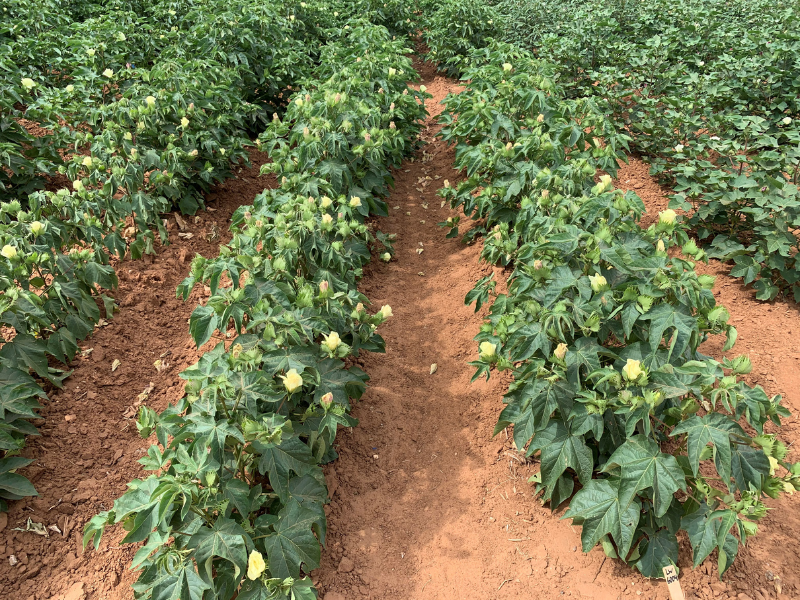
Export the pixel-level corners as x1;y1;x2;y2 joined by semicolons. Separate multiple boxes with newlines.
436;41;800;579
0;0;316;509
492;0;800;302
0;0;416;508
423;0;800;302
82;20;428;600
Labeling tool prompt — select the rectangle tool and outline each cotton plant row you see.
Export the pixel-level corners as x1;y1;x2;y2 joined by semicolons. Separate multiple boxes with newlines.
83;21;427;600
0;0;342;508
489;0;800;301
436;41;800;579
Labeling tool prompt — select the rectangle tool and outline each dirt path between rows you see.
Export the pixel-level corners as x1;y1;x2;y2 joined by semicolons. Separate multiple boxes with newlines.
312;67;800;600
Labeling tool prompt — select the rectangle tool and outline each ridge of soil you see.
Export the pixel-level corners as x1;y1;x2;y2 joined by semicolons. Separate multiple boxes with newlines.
1;62;798;600
0;152;275;600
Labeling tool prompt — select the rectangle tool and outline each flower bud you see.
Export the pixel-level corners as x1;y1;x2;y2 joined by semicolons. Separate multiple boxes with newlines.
73;180;84;192
656;239;666;253
66;84;74;93
533;260;543;270
82;155;93;167
554;343;568;360
380;305;392;319
502;62;513;72
146;95;156;107
21;78;36;90
388;67;396;77
319;280;329;294
537;114;544;123
30;221;45;236
381;252;391;262
181;117;189;128
419;85;426;93
103;68;114;78
730;355;752;375
320;392;334;410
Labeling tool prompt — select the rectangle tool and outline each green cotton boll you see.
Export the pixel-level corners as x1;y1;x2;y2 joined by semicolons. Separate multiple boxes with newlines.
296;285;314;308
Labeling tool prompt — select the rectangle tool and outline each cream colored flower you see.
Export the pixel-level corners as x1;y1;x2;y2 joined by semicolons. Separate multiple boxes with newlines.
657;239;666;253
322;332;341;352
622;359;643;381
588;273;607;292
355;302;364;313
73;180;84;192
533;260;543;270
319;280;329;293
280;369;303;393
659;209;677;225
381;252;391;262
380;305;392;319
388;67;396;76
537;114;544;123
419;85;426;93
123;132;132;140
145;95;156;106
247;550;266;580
322;214;333;225
1;245;17;259
65;84;74;93
30;221;45;236
502;63;513;72
320;392;334;409
295;98;303;107
479;341;497;360
181;117;189;128
86;48;96;57
103;69;113;78
21;78;36;90
769;456;779;476
349;196;362;208
554;343;568;360
321;196;333;208
82;156;93;167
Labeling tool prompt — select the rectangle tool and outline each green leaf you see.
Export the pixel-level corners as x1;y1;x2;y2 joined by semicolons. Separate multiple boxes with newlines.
148;559;211;600
670;413;744;486
730;442;769;493
189;306;218;348
255;436;317;502
563;478;640;557
603;436;686;517
263;499;321;579
682;503;721;567
0;471;38;498
530;419;593;503
635;529;679;578
188;517;248;583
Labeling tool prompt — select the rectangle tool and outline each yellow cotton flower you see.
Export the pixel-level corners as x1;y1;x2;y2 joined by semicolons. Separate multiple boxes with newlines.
247;550;266;580
21;78;36;90
769;456;779;476
479;341;497;360
181;117;189;128
322;214;333;225
73;180;84;192
622;359;643;381
1;245;17;259
145;95;156;107
30;221;45;236
103;69;113;78
502;63;513;72
65;84;74;93
380;305;392;319
588;274;607;292
322;332;341;352
321;196;333;208
554;343;568;360
349;196;362;208
657;239;666;253
659;209;677;225
82;156;93;167
280;369;303;393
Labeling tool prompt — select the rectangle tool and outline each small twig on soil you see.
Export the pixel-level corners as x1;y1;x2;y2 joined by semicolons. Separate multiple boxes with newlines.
498;578;513;591
421;577;432;593
592;556;607;583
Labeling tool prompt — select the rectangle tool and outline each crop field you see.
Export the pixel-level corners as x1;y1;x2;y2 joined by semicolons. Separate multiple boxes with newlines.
1;1;799;599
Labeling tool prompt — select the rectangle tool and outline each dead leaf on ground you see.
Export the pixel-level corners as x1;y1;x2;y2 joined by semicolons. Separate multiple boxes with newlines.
111;359;121;372
174;213;187;231
430;363;438;375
